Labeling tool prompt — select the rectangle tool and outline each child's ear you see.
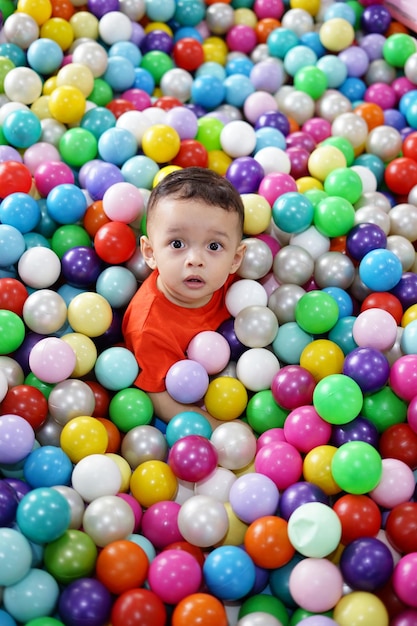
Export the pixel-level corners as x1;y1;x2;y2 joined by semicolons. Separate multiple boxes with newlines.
140;235;157;270
230;241;246;274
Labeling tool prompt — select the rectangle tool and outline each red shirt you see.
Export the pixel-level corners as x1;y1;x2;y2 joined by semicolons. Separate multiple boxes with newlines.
122;270;235;392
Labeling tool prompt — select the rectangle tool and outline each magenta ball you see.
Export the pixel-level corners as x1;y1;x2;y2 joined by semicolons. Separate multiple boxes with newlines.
283;405;332;453
393;553;417;608
140;501;182;550
147;549;202;605
256;428;287;451
258;172;297;205
165;359;209;404
389;354;417;402
254;440;303;490
271;365;316;410
168;435;218;482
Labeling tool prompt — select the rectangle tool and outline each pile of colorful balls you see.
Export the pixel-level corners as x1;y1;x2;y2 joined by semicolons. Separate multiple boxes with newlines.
1;0;417;624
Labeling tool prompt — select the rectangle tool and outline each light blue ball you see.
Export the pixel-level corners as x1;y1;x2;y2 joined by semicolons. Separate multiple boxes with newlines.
3;568;59;624
203;545;256;600
0;224;26;266
2;110;42;149
80;106;116;140
145;0;176;22
94;346;140;390
316;54;348;88
98;127;137;165
272;191;314;234
109;40;142;66
401;319;417;355
174;0;206;27
0;192;40;233
283;45;317;77
46;183;87;224
328;316;359;355
27;38;64;75
0;609;17;626
17;487;71;544
96;266;138;308
23;446;73;488
272;322;313;364
322;286;354;319
223;73;255;108
255;127;287;151
165;411;213;447
103;56;136;92
132;67;155;94
191;74;225;110
0;528;32;587
121;155;160;189
359;248;403;292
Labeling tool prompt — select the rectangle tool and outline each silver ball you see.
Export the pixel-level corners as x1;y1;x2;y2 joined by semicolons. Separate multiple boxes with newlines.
314;251;355;289
273;245;314;285
268;283;306;324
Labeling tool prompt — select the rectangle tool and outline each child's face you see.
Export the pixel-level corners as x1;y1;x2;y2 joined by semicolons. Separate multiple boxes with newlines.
141;197;246;308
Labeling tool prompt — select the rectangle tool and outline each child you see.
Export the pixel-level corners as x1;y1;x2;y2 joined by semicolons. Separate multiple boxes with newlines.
122;167;247;429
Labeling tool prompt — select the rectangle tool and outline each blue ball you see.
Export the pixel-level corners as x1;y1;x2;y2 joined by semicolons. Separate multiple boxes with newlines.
2;110;42;149
255;127;287;151
339;77;366;102
103;56;136;91
203;545;256;600
272;191;314;233
0;609;17;626
80;106;116;140
23;446;73;488
0;43;26;66
283;44;317;76
132;67;155;94
109;40;142;66
316;54;348;88
98;127;137;165
191;74;225;110
223;73;255;108
27;38;64;75
121;155;160;189
225;55;254;77
267;27;299;59
401;319;417;355
359;248;403;291
0;224;25;266
322;286;353;319
0;193;41;234
46;183;88;224
165;411;212;447
328;316;358;355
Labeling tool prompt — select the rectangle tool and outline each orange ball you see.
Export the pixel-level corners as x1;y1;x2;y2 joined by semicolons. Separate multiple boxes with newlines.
354;102;385;132
244;515;295;568
96;417;122;453
83;200;110;237
171;593;228;626
255;18;281;43
96;539;149;595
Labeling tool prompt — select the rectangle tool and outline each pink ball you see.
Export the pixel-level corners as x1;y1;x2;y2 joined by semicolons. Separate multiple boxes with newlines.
243;91;278;125
147;549;202;604
352;308;398;351
141;501;182;550
271;365;316;410
389;354;417;402
393;553;417;608
364;82;396;110
289;557;343;613
121;88;152;110
102;181;144;223
254;440;303;490
407;395;417;433
226;25;257;54
283;405;332;453
34;160;75;196
168;435;218;482
28;337;76;383
369;458;416;509
117;493;143;532
24;142;61;175
258;172;298;205
302;118;332;143
253;0;285;19
256;233;281;257
187;330;231;375
256;428;286;452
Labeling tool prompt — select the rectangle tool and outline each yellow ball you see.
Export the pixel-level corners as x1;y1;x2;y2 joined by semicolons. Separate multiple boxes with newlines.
130;460;178;508
204;376;248;421
290;0;320;16
144;21;173;36
234;8;257;28
60;415;108;463
17;0;52;25
308;145;347;181
106;453;131;493
31;95;51;120
61;332;98;378
67;292;113;338
333;591;389;626
402;303;417;327
40;17;74;51
300;339;345;381
242;193;272;236
152;165;182;187
202;36;228;65
303;444;341;496
48;85;86;124
296;176;324;194
69;12;99;40
43;76;57;95
319;18;355;52
215;502;248;546
56;63;95;98
207;150;232;176
141;124;181;163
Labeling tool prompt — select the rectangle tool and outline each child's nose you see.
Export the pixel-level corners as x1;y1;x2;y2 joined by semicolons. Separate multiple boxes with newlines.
186;247;204;266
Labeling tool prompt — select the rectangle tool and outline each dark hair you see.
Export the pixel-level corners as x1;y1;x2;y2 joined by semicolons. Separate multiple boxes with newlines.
146;167;245;233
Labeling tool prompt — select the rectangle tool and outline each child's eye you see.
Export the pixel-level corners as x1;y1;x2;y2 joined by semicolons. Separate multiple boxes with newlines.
170;240;184;249
208;242;222;251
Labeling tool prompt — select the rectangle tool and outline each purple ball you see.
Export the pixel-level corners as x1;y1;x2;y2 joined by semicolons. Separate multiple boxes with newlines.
286;146;310;178
361;5;391;34
255;110;290;135
87;0;118;18
338;46;370;78
140;30;173;55
93;307;123;351
225;156;264;193
390;272;417;309
279;481;329;521
217;318;247;361
343;346;390;393
0;480;19;526
359;33;386;61
285;130;316;152
340;537;394;591
3;477;31;501
384;108;406;131
58;578;113;626
346;222;387;261
61;246;102;288
165;359;209;404
12;332;46;375
83;161;124;200
330;415;379;448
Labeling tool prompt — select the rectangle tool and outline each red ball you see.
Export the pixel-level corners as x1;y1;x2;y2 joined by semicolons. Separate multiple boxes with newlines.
402;131;417;161
384;156;417;195
84;380;111;417
171;139;208;168
0;278;29;316
332;494;382;545
0;384;48;429
153;96;183;111
172;37;204;71
0;161;32;198
106;98;136;118
385;502;417;554
360;291;403;325
111;588;167;626
94;221;137;264
379;423;417;470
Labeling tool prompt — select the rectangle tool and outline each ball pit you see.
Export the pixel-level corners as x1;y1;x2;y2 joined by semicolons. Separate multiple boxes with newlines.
1;0;417;624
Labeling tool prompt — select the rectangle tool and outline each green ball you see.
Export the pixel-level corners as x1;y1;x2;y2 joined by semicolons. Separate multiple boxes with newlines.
303;188;328;208
51;225;92;259
324;166;363;204
43;529;97;584
361;386;407;433
331;440;382;494
294;65;328;100
88;77;113;106
0;310;25;354
24;372;55;399
140;51;174;85
59;127;98;168
25;619;65;626
295;291;339;335
109;388;154;432
0;56;15;92
313;373;363;425
321;136;355;166
314;195;355;237
239;594;290;625
289;608;334;625
196;116;224;151
246;389;289;434
383;33;416;68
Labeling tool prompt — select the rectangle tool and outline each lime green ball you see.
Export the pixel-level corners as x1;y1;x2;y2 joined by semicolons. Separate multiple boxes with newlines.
295;290;339;335
59;127;98;168
43;529;97;584
294;65;328;100
361;386;407;433
331;440;382;494
24;372;55;399
51;225;92;259
303;188;328;207
246;390;289;434
140;51;174;85
239;594;290;625
0;56;15;92
109;388;154;432
346;0;364;30
196;116;224;151
0;310;25;354
314;195;355;237
313;373;363;425
88;78;113;106
324;166;363;204
25;618;65;626
321;136;355;166
383;33;416;68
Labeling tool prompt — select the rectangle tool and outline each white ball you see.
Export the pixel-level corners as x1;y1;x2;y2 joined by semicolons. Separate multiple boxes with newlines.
195;467;237;502
71;454;122;502
17;247;61;289
225;279;268;317
72;41;108;78
254;146;291;175
82;495;135;547
177;495;229;548
220;120;257;158
210;421;257;470
236;347;280;391
3;67;43;104
98;11;133;44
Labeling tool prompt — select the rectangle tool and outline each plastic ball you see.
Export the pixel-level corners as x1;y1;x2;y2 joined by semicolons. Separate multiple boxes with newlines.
130;460;177;508
244;514;294;569
203;545;256;600
331;441;382;494
255;440;303;490
352;308;398;351
0;310;26;355
111;588;166;626
295;290;339;334
171;593;228;626
3;568;60;624
288;501;342;558
57;578;112;626
82;494;135;547
0;161;32;198
204;376;248;422
186;330;231;375
210;421;257;470
67;292;113;337
28;337;76;384
343;347;390;394
60;415;108;463
17;246;61;289
229;473;279;524
168;435;218;482
333;591;389;626
0;527;33;587
148;549;202;605
177;494;228;548
289;557;343;613
17;486;71;544
43;529;98;585
392;553;417;608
